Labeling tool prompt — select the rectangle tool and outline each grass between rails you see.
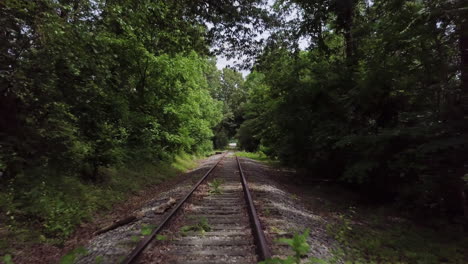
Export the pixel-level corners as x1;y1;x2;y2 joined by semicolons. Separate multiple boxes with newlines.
0;152;202;259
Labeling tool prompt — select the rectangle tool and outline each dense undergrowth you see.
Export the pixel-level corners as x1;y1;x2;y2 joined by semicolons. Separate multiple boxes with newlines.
258;181;468;264
242;153;468;263
328;210;468;264
0;153;199;254
264;220;468;264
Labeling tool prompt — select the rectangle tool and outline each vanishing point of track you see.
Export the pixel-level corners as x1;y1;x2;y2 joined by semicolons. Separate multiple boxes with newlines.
121;152;271;264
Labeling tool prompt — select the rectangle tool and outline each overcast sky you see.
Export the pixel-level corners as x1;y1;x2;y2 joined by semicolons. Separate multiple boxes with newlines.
216;56;250;77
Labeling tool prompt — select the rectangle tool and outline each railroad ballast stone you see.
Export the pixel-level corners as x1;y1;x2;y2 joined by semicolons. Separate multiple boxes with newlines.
75;153;340;263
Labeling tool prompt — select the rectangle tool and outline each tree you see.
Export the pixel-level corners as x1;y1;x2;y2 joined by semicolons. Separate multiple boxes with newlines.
212;68;248;148
238;0;468;218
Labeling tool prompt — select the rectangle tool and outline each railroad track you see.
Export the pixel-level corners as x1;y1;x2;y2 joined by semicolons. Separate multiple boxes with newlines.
121;152;271;264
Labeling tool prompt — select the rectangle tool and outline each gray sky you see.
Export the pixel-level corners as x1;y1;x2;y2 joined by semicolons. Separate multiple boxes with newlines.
216;56;250;77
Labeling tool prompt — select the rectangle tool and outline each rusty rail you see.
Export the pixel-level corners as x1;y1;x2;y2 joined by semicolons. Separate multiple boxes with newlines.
236;155;272;261
121;152;227;264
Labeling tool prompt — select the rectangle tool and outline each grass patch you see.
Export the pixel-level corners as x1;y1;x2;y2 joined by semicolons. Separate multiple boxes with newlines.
236;151;278;165
236;151;268;161
236;151;281;167
0;152;203;256
171;153;198;171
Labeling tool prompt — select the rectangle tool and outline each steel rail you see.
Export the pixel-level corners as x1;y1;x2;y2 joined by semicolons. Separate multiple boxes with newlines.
121;152;227;264
236;155;272;261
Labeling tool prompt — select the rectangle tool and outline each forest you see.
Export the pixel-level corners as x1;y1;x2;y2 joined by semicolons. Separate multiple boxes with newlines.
238;0;468;218
1;0;467;262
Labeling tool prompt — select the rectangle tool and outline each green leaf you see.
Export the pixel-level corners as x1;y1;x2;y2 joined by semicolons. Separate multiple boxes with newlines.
3;254;14;264
156;234;167;241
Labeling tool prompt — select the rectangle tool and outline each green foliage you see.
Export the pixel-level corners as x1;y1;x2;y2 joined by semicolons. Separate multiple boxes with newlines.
94;256;104;264
2;254;14;264
208;179;224;195
236;72;272;152
239;0;468;217
213;129;230;150
59;247;88;264
0;157;199;247
140;224;155;236
2;0;466;255
156;234;168;241
171;153;198;172
212;68;249;148
0;0;248;249
261;229;329;264
277;229;310;262
236;151;279;168
180;217;211;236
236;151;271;162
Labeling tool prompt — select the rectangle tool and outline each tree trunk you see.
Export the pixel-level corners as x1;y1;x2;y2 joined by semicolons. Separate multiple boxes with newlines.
342;0;357;66
344;17;354;62
458;7;468;224
460;11;468;117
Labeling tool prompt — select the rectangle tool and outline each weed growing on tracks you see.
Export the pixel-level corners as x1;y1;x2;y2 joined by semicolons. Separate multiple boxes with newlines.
156;234;168;241
140;224;155;236
59;246;89;264
270;226;285;234
94;255;104;264
208;179;224;195
2;254;14;264
260;229;330;264
180;216;211;236
129;224;157;243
